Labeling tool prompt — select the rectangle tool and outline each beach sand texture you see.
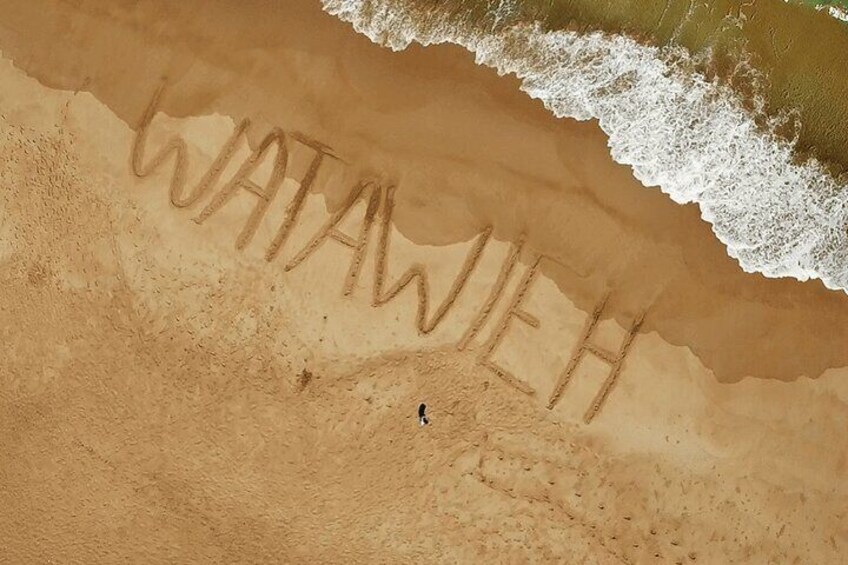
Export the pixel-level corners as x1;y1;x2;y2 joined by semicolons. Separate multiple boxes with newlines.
0;0;846;563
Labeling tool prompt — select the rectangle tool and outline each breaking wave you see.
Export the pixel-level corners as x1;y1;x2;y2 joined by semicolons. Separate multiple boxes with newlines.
320;0;848;293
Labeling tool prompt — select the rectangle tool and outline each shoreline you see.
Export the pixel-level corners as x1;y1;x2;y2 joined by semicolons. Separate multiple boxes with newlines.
0;0;846;383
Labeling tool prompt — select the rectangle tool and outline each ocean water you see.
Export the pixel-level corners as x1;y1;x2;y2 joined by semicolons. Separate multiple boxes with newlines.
320;0;848;293
797;1;848;23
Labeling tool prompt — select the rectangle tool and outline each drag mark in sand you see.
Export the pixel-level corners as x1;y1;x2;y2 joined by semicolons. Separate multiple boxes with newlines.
131;85;252;210
129;85;644;425
546;296;644;423
192;128;289;251
462;256;643;422
132;84;343;259
475;254;542;396
264;136;340;263
456;237;524;350
284;180;382;297
372;185;493;335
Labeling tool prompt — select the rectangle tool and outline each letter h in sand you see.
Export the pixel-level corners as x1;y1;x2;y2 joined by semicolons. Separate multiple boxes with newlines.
546;295;643;424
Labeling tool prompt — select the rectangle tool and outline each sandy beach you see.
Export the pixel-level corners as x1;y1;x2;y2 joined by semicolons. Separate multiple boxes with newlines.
0;0;846;562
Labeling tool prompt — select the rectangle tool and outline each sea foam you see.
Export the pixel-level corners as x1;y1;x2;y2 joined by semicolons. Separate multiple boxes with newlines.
320;0;848;292
818;4;848;23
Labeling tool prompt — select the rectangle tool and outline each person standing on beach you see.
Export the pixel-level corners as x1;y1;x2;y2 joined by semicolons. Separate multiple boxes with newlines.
418;403;429;426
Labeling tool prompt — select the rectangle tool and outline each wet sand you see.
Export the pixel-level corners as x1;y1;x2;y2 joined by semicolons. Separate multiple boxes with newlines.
0;0;846;562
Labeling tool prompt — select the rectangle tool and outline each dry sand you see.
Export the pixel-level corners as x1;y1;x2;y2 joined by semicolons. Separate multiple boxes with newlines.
0;0;846;563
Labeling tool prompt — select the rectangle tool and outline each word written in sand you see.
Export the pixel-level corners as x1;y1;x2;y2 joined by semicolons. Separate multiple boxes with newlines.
130;85;643;424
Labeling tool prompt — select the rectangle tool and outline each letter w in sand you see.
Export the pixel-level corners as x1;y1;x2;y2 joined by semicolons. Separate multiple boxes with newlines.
372;186;492;335
131;83;250;209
